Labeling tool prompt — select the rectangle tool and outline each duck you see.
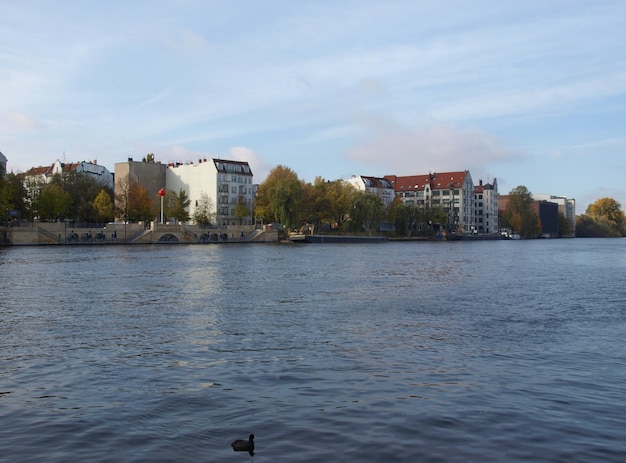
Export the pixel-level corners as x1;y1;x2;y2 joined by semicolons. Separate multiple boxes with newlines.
231;434;255;455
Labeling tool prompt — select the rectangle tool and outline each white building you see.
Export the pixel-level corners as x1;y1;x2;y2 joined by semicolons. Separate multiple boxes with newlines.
345;175;395;208
166;158;254;226
534;194;576;237
474;179;499;234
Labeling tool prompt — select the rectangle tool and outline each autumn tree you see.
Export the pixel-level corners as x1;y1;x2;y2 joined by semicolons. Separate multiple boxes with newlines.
128;182;155;222
115;175;154;223
255;165;303;230
93;189;114;222
325;179;356;229
502;185;541;238
576;197;625;237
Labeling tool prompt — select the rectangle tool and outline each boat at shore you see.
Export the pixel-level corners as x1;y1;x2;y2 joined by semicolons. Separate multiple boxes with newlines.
290;234;388;243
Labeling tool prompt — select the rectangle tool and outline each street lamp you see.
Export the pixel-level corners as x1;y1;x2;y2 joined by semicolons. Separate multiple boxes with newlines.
158;188;166;224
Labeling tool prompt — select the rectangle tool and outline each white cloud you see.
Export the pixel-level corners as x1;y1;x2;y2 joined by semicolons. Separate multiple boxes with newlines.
6;111;46;131
227;146;270;183
345;116;525;176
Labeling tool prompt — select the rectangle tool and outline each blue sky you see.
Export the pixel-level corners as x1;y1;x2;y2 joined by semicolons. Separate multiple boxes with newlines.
1;0;625;213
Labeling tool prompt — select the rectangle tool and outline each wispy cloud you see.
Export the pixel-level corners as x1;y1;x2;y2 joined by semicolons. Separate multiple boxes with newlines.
346;115;525;175
6;112;46;131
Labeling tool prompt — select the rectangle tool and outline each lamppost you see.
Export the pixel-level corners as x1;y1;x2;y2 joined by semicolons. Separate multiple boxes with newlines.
158;188;166;224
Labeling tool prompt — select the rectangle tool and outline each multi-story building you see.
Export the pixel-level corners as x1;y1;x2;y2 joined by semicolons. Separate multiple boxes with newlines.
345;175;395;208
385;170;475;233
534;194;576;237
166;158;254;226
474;179;499;234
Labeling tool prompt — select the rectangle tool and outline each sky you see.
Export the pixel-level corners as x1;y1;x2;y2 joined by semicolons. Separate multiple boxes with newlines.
1;0;625;213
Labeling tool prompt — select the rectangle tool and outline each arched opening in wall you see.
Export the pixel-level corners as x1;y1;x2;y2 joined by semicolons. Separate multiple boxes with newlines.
158;233;179;242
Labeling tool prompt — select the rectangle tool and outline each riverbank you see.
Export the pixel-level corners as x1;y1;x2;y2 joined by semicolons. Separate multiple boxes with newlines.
0;222;279;246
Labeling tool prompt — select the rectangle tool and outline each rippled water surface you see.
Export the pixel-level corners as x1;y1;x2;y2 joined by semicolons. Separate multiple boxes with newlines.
1;239;625;462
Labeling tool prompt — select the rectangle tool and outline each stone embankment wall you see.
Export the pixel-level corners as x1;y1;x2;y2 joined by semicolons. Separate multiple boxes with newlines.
2;222;278;245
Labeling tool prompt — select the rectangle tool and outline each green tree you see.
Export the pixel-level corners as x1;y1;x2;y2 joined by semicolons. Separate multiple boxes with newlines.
164;188;191;223
558;212;573;238
394;202;421;237
55;171;110;223
193;193;216;227
349;191;383;233
255;165;303;230
36;183;71;221
93;189;114;223
502;185;541;238
0;173;28;219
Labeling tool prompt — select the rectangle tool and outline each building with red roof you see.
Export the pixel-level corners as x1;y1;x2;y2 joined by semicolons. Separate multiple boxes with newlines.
384;170;475;234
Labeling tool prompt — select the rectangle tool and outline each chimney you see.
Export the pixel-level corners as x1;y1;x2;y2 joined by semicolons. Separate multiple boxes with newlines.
480;180;483;186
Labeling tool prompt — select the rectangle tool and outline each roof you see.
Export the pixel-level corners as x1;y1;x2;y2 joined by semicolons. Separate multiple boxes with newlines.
61;162;80;173
26;165;53;176
213;159;253;176
385;171;468;192
360;176;394;189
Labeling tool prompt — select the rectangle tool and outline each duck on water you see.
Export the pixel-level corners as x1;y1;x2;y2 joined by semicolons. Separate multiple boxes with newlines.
231;434;255;456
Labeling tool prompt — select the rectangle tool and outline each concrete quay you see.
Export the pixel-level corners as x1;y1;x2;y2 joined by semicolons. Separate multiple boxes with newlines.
1;222;278;246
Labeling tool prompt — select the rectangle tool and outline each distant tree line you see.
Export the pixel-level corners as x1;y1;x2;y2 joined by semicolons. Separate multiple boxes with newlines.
254;165;451;236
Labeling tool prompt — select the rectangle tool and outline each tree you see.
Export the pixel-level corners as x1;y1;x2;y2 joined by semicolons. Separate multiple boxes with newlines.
128;182;155;222
164;188;191;223
55;171;110;223
298;177;352;230
255;165;303;230
93;189;114;223
502;185;541;238
115;175;154;223
36;183;71;221
349;191;384;233
394;202;417;237
576;197;625;237
0;173;28;219
234;198;250;225
325;180;356;229
558;212;573;238
193;193;216;227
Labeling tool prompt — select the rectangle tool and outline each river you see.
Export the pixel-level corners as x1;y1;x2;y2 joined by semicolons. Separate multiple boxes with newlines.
1;239;625;462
